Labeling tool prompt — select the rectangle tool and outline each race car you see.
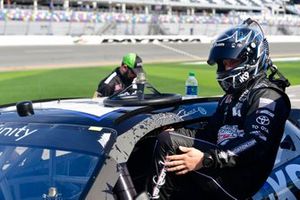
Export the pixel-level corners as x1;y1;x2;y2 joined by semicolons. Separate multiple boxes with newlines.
0;82;299;200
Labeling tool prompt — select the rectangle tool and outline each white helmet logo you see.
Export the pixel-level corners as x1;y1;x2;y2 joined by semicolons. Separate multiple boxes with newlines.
256;115;270;126
239;72;249;83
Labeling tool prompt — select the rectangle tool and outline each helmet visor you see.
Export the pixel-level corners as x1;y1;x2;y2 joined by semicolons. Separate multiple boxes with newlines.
207;42;244;66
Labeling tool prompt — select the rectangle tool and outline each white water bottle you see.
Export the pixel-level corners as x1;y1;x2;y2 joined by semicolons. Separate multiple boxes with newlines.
185;72;198;98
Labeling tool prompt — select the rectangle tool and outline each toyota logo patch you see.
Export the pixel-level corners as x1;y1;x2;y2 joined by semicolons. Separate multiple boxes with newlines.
256;115;270;126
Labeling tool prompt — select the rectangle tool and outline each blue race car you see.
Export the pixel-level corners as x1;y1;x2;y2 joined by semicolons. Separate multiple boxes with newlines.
0;83;299;200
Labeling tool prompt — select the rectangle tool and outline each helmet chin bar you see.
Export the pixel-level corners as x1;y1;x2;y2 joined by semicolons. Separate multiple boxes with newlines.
220;57;263;94
218;68;252;94
218;72;238;94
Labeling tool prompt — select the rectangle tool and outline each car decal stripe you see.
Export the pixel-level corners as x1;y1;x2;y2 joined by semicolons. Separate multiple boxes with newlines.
73;109;123;122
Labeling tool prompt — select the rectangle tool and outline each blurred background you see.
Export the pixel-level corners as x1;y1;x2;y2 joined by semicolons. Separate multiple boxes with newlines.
0;0;300;105
1;0;300;36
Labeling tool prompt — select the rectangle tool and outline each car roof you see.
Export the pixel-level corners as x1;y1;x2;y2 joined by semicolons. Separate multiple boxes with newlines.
0;98;132;155
0;98;143;127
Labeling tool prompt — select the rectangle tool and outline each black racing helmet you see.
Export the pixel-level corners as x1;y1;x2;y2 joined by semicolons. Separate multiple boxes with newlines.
207;18;270;94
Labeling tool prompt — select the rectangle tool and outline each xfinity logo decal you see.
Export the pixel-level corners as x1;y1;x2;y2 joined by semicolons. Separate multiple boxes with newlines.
0;125;38;141
256;115;270;126
265;163;300;199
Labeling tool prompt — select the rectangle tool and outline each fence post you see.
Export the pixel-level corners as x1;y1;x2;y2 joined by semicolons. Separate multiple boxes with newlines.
3;13;7;35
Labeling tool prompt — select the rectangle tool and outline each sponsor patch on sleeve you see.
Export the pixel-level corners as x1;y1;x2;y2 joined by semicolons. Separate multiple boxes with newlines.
256;109;275;118
231;139;257;154
250;130;267;141
258;98;276;111
256;115;270;126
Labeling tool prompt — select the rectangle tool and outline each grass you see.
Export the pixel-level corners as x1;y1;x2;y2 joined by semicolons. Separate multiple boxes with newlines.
0;61;299;105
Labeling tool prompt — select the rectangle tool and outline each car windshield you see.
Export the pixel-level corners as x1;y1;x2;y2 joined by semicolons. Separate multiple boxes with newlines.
0;145;98;200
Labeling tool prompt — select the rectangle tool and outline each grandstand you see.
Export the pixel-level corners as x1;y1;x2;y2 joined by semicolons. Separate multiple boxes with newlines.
0;0;299;36
1;0;293;13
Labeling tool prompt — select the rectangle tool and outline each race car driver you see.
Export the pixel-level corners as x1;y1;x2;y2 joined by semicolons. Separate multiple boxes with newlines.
147;18;291;200
94;53;143;97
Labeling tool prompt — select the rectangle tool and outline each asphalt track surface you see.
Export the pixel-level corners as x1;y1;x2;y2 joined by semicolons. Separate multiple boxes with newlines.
287;86;300;108
0;42;299;107
0;42;299;70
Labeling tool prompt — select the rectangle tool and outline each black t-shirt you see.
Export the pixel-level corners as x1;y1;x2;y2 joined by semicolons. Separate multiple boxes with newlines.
97;67;132;97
